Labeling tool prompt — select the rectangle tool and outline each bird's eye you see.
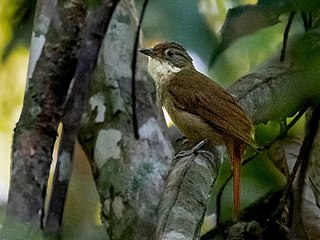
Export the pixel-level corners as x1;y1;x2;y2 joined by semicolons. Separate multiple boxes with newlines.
166;50;174;57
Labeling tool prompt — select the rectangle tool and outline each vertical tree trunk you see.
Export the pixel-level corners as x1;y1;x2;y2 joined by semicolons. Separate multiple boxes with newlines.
1;0;86;239
78;1;172;239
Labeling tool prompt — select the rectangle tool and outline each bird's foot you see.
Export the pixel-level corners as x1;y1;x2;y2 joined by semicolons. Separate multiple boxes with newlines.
176;136;188;143
176;139;208;158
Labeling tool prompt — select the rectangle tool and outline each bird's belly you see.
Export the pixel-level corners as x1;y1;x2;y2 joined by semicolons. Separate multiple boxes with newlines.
164;101;224;145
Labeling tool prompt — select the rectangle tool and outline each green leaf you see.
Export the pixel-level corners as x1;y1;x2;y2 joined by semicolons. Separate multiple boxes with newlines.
1;0;36;61
259;0;320;11
210;4;281;65
140;0;217;64
291;30;320;69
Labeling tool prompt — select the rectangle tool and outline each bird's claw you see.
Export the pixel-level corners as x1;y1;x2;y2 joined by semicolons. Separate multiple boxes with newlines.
176;139;208;158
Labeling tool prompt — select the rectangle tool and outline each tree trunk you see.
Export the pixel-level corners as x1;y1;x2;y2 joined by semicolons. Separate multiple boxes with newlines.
78;1;172;239
1;0;86;238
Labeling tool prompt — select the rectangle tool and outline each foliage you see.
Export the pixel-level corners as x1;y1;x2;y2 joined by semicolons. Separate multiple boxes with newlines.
2;0;320;239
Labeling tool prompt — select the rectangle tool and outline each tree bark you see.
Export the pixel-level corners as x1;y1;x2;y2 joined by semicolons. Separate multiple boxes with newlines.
229;63;320;124
155;147;221;240
78;1;172;239
4;1;320;239
44;0;119;235
1;0;86;239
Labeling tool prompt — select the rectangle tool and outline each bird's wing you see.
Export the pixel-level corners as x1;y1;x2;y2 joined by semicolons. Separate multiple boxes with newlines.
167;68;253;144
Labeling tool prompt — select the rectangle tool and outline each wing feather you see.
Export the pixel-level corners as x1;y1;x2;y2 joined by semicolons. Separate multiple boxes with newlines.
167;68;252;144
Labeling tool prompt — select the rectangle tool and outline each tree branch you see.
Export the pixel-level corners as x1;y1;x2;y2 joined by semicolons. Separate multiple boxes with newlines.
280;12;295;62
229;63;320;124
44;0;119;235
155;146;221;240
289;106;320;239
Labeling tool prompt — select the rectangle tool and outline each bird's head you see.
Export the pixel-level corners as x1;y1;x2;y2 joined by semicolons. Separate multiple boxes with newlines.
139;42;194;83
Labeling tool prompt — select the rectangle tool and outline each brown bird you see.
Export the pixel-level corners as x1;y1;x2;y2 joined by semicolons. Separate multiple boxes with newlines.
139;42;254;222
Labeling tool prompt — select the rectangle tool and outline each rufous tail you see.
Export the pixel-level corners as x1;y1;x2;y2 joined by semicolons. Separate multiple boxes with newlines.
228;140;244;222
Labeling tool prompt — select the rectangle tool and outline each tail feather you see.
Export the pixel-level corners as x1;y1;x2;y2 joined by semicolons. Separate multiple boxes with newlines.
227;140;244;222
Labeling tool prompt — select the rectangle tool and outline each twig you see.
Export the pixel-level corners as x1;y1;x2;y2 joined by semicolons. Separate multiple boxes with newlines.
280;11;295;62
243;105;307;166
301;11;312;31
289;106;320;238
258;105;308;152
308;12;313;29
215;106;308;224
266;106;320;237
131;0;150;139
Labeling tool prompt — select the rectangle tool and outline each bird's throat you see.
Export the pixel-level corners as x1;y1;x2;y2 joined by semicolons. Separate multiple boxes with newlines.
148;58;181;86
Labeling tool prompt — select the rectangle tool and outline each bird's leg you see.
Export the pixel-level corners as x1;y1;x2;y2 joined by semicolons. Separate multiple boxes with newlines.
176;139;208;158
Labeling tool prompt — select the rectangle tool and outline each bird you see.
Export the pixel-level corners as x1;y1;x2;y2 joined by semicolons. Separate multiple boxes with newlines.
139;42;254;222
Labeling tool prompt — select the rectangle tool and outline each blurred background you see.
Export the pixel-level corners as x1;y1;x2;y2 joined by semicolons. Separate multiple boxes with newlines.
0;0;307;238
0;0;30;216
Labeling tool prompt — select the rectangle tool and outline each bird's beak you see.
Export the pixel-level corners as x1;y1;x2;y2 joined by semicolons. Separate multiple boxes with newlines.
138;48;154;57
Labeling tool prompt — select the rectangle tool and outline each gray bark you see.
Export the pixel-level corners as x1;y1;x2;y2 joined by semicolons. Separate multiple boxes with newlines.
1;0;86;239
229;63;320;124
44;0;119;235
155;148;221;240
78;1;172;239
